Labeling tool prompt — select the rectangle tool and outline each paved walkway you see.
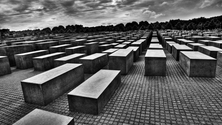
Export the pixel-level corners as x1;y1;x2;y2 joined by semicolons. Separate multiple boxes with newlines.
1;50;222;125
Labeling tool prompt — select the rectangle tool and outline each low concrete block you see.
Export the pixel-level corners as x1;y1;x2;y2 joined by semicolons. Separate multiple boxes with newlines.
102;48;119;55
109;49;134;75
33;52;65;71
217;52;222;67
145;49;166;76
179;51;216;77
85;42;99;55
49;44;72;53
149;44;163;50
54;53;85;67
13;109;74;125
15;50;49;69
79;53;108;74
65;46;85;55
127;46;139;62
187;43;205;51
172;44;192;61
36;41;59;50
198;46;222;58
21;64;84;105
68;69;121;115
0;56;11;76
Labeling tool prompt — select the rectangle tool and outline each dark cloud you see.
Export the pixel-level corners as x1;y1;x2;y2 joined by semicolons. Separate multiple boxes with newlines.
0;0;222;30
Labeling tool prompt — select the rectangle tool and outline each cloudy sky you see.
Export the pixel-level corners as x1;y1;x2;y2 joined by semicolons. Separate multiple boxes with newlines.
0;0;222;31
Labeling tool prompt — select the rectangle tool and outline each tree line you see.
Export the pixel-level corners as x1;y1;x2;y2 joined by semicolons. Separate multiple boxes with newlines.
1;15;222;37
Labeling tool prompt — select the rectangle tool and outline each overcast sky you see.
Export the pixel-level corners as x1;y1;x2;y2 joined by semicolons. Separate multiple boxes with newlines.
0;0;222;31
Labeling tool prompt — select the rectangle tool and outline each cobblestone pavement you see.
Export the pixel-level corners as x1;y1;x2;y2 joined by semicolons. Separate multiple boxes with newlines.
1;50;222;125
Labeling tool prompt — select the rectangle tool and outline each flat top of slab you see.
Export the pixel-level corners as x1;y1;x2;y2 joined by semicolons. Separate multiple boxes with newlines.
211;40;222;43
0;56;7;58
22;64;82;84
66;46;84;49
131;42;142;45
115;44;126;48
181;51;216;60
110;49;133;57
166;41;176;44
172;44;192;50
68;70;120;99
199;40;212;42
127;46;139;51
55;53;85;61
13;109;73;125
207;36;221;39
34;52;64;59
188;43;204;46
80;53;106;60
200;46;222;51
50;44;71;48
75;39;87;42
145;49;166;58
192;36;205;38
36;41;58;44
16;50;47;56
85;42;98;45
136;39;146;42
178;39;194;43
149;44;163;48
103;48;118;53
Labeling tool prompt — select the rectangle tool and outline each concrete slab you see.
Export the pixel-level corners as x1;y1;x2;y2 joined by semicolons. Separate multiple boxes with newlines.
109;49;134;75
49;44;72;53
198;46;222;58
172;44;192;61
13;109;74;125
33;52;65;71
15;50;49;69
68;69;121;115
127;47;139;62
65;46;85;55
0;56;11;76
21;63;84;105
36;41;59;50
179;51;216;77
187;43;205;51
54;53;85;67
79;53;108;74
145;49;166;76
85;42;99;55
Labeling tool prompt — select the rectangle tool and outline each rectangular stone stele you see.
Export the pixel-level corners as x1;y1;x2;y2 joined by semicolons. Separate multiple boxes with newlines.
145;49;166;76
102;48;118;55
109;49;134;75
179;51;216;77
33;52;65;71
36;41;59;50
68;69;121;115
49;44;72;53
21;63;84;105
198;46;222;58
85;42;99;55
65;46;85;55
54;53;85;67
13;109;74;125
79;53;108;74
149;44;163;49
127;47;139;62
15;50;49;69
0;56;11;76
218;52;222;67
172;44;192;61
